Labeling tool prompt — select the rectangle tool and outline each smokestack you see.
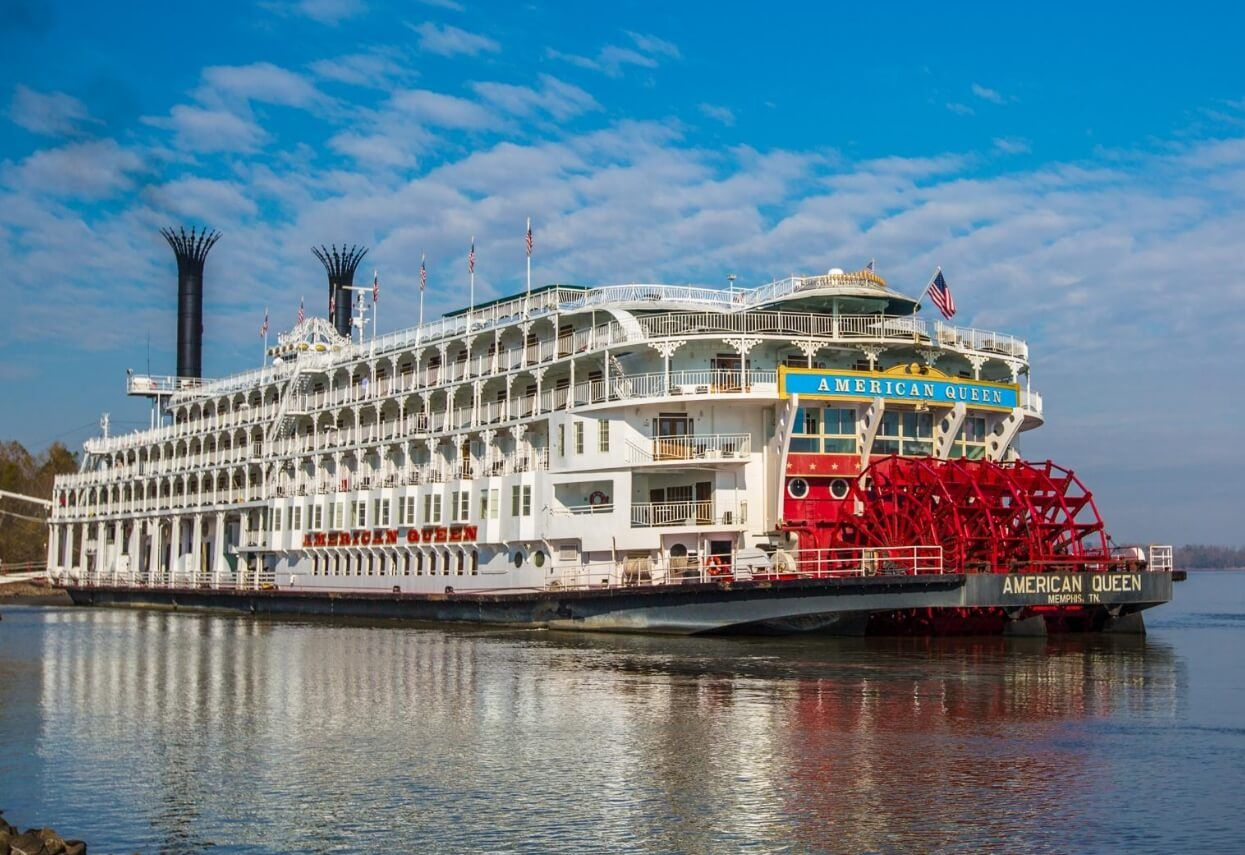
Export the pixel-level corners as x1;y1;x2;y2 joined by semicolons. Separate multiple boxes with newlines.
312;244;368;339
161;226;221;379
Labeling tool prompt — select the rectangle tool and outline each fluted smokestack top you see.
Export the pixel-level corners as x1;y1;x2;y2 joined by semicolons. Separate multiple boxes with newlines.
161;226;221;272
312;244;368;279
313;244;368;338
164;225;220;380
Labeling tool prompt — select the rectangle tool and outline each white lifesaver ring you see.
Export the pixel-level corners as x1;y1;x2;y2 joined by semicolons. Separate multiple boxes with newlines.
588;491;609;507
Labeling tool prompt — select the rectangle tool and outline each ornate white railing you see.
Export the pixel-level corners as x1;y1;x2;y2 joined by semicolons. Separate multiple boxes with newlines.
626;433;752;464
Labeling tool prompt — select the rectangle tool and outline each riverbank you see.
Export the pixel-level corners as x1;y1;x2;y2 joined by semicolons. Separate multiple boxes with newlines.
0;579;72;606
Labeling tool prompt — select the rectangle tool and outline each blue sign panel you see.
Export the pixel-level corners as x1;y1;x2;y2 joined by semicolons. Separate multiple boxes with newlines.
781;368;1019;411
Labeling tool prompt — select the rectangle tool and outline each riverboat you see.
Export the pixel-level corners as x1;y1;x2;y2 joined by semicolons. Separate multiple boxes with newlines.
47;243;1174;634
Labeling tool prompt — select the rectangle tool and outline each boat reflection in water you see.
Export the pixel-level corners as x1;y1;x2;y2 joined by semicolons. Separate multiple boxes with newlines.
22;609;1183;853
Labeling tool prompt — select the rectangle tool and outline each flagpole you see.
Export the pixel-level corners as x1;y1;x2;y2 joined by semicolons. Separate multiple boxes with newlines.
917;266;940;311
525;216;532;318
418;253;426;346
469;235;475;329
262;306;269;366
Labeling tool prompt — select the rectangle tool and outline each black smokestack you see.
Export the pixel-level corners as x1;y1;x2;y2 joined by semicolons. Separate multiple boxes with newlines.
161;226;221;379
312;244;368;338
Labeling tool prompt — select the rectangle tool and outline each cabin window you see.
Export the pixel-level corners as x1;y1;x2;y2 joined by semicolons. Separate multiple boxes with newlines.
598;420;610;453
424;494;443;524
574;421;585;454
511;485;532;517
791;407;819;452
875;411;933;456
822;408;858;453
956;416;988;459
480;488;500;519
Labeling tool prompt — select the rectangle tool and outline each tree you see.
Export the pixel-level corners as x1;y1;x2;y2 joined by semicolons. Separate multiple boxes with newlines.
0;441;78;569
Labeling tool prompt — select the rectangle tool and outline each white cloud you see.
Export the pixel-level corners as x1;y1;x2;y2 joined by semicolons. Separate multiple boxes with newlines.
993;137;1032;155
698;103;736;126
547;31;680;77
472;75;600;121
151;104;267;153
946;102;975;116
411;22;500;57
416;0;464;9
0;139;142;198
971;82;1008;104
310;50;414;89
388;89;498;130
8;85;97;136
145;177;259;221
263;0;367;25
199;62;328;110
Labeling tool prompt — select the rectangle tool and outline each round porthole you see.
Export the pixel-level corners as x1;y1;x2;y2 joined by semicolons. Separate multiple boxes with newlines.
830;478;850;500
512;550;524;568
787;478;810;499
533;550;546;568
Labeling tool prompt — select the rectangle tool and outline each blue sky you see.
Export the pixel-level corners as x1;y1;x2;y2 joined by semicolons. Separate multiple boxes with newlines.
2;0;1244;543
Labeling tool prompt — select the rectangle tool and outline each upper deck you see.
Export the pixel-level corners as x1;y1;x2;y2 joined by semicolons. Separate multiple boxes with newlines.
103;271;1026;427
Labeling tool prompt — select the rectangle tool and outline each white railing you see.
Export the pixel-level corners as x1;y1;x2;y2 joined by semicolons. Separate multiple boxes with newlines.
1020;389;1043;417
627;433;752;464
127;374;202;395
630;500;717;528
547;545;946;591
551;503;615;516
1148;545;1174;573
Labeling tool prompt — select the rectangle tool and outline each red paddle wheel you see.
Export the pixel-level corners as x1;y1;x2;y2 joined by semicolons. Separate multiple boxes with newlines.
824;456;1111;574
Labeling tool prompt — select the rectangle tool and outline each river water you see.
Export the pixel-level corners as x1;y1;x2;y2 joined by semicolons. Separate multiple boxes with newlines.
1;572;1242;854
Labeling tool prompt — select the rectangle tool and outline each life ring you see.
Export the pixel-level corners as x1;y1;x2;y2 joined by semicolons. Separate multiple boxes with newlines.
588;491;610;507
706;555;731;577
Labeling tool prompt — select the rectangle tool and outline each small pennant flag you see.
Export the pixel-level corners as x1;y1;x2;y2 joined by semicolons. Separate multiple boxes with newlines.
866;258;875;272
926;268;957;319
526;217;533;257
372;269;379;303
260;307;269;338
420;254;427;292
297;297;305;324
468;237;475;274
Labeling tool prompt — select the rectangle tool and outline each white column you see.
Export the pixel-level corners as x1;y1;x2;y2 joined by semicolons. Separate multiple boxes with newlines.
47;523;61;576
148;519;162;584
170;515;182;586
76;522;89;575
191;514;203;585
212;512;226;587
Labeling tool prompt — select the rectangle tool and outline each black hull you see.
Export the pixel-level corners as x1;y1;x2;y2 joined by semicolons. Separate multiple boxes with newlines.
61;571;1175;636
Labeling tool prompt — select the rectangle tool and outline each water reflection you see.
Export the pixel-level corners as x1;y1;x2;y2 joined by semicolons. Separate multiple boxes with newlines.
4;609;1188;853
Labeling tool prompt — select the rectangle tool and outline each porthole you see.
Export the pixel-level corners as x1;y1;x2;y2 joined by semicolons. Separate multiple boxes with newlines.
512;550;524;568
787;478;810;499
533;550;546;568
830;478;850;500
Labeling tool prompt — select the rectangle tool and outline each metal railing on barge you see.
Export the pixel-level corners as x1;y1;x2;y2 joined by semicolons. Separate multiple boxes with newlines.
58;545;1175;595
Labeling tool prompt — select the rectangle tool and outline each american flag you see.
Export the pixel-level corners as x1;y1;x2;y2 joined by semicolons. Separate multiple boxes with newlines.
297;297;305;324
468;238;475;274
260;307;269;338
372;270;379;302
926;269;956;319
526;217;533;257
420;255;427;292
329;290;335;318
